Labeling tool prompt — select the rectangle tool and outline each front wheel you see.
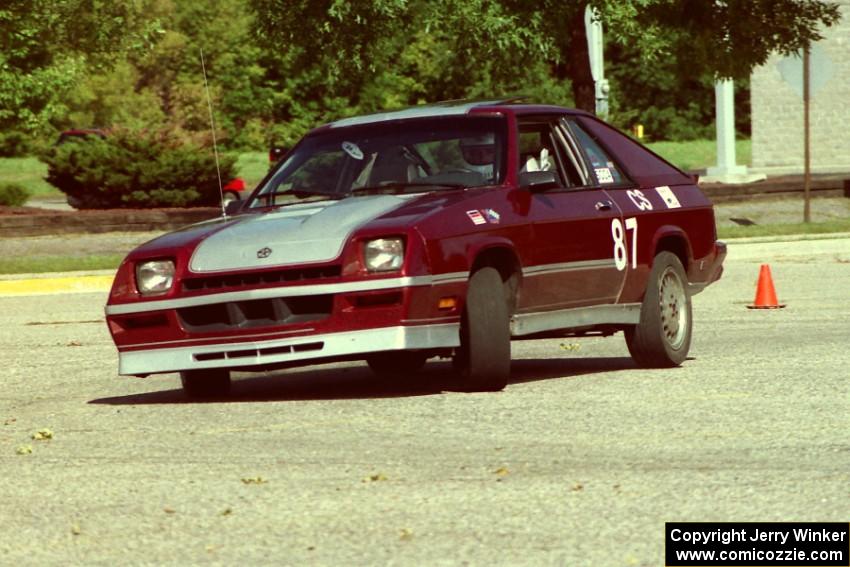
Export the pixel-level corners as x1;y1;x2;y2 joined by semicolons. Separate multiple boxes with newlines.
452;267;510;391
180;369;231;399
625;251;692;367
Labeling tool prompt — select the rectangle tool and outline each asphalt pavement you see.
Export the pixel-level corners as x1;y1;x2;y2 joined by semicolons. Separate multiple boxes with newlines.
0;237;848;566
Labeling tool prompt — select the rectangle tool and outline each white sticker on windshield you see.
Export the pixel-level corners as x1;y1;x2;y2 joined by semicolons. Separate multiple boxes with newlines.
595;167;614;184
341;141;364;160
655;185;681;208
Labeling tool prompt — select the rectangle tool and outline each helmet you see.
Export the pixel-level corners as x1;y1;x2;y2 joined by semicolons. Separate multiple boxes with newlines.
460;133;495;166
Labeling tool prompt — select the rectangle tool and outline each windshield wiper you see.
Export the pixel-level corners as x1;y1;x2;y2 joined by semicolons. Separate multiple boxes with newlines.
290;188;344;199
251;188;343;207
348;182;467;196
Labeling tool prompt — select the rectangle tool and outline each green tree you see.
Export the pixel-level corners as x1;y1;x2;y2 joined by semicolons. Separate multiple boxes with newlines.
0;0;158;135
250;0;840;114
122;0;276;149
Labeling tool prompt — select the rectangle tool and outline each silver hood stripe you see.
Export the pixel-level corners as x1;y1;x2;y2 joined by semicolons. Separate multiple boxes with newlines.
190;195;414;273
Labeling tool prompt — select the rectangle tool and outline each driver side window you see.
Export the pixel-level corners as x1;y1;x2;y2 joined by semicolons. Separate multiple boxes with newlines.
517;117;587;188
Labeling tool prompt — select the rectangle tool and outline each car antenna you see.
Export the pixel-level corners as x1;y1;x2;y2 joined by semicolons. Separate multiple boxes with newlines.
200;47;227;220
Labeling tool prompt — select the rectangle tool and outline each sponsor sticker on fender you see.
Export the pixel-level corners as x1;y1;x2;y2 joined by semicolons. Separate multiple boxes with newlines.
466;209;500;226
655;185;681;208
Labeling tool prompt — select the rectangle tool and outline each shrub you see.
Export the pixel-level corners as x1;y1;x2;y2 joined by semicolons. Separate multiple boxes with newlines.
0;131;33;157
41;127;237;209
0;183;30;207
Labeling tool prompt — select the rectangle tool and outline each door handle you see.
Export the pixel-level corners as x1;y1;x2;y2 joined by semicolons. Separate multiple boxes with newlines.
595;200;612;211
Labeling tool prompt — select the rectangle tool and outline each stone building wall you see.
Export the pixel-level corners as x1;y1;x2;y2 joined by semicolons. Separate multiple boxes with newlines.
751;1;850;174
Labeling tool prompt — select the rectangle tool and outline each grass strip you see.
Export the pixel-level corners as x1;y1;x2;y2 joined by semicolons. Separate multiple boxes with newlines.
646;139;751;171
0;157;58;198
718;218;850;239
0;254;123;275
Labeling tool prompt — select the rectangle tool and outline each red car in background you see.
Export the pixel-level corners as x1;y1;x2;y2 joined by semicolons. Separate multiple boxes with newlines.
219;177;246;206
105;100;725;398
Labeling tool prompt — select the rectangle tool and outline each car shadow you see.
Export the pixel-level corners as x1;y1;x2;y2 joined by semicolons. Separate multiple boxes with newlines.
88;356;639;405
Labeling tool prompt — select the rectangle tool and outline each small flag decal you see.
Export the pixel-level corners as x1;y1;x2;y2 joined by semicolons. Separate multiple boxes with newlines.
466;210;486;225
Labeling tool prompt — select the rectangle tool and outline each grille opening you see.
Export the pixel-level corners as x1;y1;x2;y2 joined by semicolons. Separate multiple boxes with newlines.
238;298;278;327
196;352;225;361
121;313;168;329
192;341;325;363
351;291;403;308
182;265;341;292
227;349;257;359
288;295;333;316
179;304;230;330
177;295;333;332
259;345;293;356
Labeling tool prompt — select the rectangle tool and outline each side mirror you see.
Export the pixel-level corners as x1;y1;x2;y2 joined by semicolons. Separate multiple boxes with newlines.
224;199;244;215
269;145;287;164
519;170;559;191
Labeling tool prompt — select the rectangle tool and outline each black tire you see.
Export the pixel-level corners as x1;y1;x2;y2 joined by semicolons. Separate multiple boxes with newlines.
180;368;231;399
366;351;428;377
625;251;692;367
452;267;511;391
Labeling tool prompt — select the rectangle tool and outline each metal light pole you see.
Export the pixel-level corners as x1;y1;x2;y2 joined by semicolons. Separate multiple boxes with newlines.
584;6;609;118
706;79;748;180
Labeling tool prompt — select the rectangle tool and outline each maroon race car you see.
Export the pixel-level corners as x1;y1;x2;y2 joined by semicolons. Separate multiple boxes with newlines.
105;100;725;397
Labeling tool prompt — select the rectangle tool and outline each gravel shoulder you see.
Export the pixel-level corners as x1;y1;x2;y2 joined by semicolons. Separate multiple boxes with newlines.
713;196;850;227
0;231;162;259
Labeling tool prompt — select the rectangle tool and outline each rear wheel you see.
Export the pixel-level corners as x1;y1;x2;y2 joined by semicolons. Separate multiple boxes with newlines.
366;351;428;377
452;267;510;391
180;369;231;399
625;251;692;367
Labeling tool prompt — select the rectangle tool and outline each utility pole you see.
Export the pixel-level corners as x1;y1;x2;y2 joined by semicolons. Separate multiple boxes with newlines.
803;45;811;223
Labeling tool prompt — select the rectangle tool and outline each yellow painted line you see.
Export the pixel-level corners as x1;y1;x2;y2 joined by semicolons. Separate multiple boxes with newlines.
0;275;114;296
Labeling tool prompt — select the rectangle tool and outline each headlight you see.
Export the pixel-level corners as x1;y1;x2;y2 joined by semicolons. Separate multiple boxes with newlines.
364;238;404;272
135;260;175;295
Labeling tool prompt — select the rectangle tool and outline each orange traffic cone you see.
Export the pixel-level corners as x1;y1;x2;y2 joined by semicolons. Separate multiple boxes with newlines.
747;264;786;309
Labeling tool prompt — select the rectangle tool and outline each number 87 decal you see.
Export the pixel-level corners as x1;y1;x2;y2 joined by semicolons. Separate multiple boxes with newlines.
611;217;638;271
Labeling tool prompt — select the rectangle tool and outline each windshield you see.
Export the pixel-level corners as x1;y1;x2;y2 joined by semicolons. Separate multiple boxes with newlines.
248;115;507;207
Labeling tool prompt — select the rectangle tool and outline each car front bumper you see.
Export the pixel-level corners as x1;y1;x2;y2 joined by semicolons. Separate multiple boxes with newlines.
107;272;470;376
117;323;460;376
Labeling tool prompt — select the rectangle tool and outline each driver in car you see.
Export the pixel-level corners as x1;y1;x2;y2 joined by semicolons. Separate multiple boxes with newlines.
459;134;496;182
